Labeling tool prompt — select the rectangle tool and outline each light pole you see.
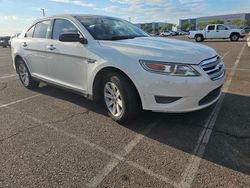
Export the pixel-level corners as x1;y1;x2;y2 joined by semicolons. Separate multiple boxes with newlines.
41;8;45;17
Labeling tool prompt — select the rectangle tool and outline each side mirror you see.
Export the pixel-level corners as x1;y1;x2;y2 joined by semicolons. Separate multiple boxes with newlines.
59;33;88;44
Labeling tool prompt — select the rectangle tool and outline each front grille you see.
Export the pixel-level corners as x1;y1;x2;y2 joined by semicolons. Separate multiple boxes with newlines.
200;56;225;81
199;86;222;106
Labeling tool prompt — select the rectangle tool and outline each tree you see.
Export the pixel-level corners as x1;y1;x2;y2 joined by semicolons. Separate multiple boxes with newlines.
232;19;247;28
142;26;152;33
160;23;175;32
208;20;224;24
181;23;194;31
197;22;208;29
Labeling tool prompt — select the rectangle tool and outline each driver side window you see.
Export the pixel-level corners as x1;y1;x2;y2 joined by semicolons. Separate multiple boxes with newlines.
207;25;215;31
52;19;81;40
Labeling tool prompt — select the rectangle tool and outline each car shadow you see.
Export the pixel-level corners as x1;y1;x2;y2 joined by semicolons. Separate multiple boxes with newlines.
200;39;246;43
33;84;250;176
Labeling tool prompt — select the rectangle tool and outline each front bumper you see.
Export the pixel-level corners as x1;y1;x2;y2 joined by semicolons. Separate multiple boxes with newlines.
240;34;246;38
135;65;225;113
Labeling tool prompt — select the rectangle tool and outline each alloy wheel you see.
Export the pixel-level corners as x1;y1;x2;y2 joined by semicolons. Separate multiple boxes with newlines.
104;82;123;117
18;63;29;86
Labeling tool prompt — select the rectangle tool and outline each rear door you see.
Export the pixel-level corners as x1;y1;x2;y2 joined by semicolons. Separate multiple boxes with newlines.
22;20;52;78
45;18;89;92
206;25;216;38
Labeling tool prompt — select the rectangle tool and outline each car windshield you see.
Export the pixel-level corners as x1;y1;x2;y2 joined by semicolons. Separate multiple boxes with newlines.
74;16;149;40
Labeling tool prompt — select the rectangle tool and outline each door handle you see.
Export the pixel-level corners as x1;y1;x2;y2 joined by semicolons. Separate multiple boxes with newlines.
23;42;27;47
46;44;56;51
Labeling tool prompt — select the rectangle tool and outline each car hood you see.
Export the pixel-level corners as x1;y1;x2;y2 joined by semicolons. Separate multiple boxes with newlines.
98;37;217;65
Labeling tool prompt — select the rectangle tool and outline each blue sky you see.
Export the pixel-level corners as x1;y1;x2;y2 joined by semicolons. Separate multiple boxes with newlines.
0;0;249;35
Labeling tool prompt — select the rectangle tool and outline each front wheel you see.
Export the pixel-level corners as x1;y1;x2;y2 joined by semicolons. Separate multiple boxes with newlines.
16;59;40;89
230;34;239;41
102;72;141;123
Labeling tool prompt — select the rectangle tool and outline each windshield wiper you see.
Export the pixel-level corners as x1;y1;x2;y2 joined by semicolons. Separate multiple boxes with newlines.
102;36;135;41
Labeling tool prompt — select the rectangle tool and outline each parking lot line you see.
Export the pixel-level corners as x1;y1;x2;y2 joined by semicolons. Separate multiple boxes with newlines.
5;106;177;187
179;43;246;188
223;44;247;92
86;119;161;188
221;50;231;59
0;94;41;108
0;74;16;79
179;94;225;188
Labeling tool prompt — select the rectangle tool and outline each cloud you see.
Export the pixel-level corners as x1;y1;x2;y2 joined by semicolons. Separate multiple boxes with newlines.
94;0;208;24
178;0;204;4
0;16;37;36
110;0;165;5
31;7;49;12
49;0;95;8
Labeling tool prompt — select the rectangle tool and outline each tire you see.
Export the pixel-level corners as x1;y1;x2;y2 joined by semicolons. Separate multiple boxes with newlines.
195;35;204;42
230;33;239;41
102;72;141;123
16;58;40;89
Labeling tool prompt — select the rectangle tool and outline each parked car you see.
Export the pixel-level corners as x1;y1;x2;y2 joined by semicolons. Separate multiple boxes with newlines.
180;31;189;35
171;31;178;36
189;24;245;42
243;26;250;34
11;14;225;123
160;31;171;36
0;36;10;48
247;33;250;48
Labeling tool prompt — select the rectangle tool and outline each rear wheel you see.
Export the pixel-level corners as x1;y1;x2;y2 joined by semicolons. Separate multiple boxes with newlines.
230;34;239;41
102;72;141;123
195;35;204;42
16;58;40;89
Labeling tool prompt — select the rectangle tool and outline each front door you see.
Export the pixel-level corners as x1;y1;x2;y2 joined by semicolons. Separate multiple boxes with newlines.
206;25;216;39
45;19;89;92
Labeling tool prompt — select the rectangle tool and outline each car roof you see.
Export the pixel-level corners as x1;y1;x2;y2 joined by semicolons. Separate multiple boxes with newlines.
37;14;120;22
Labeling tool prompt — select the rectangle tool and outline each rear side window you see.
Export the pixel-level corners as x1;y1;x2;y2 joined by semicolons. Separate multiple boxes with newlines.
33;20;50;39
52;19;79;40
217;25;227;30
26;25;35;38
207;25;215;31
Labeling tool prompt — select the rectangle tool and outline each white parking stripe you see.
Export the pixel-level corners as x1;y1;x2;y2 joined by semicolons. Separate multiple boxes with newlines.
86;119;161;188
179;44;246;188
0;94;41;108
0;74;16;79
221;50;231;59
179;94;224;188
223;44;246;92
5;106;177;187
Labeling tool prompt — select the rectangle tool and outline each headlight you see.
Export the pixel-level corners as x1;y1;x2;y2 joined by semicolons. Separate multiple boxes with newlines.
139;60;200;76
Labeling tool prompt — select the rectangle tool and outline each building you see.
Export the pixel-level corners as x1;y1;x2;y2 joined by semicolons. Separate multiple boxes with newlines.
135;22;167;33
180;13;250;30
179;18;196;30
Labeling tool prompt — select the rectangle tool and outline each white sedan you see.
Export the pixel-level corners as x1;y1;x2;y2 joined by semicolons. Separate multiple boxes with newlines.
160;31;171;36
11;14;225;123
